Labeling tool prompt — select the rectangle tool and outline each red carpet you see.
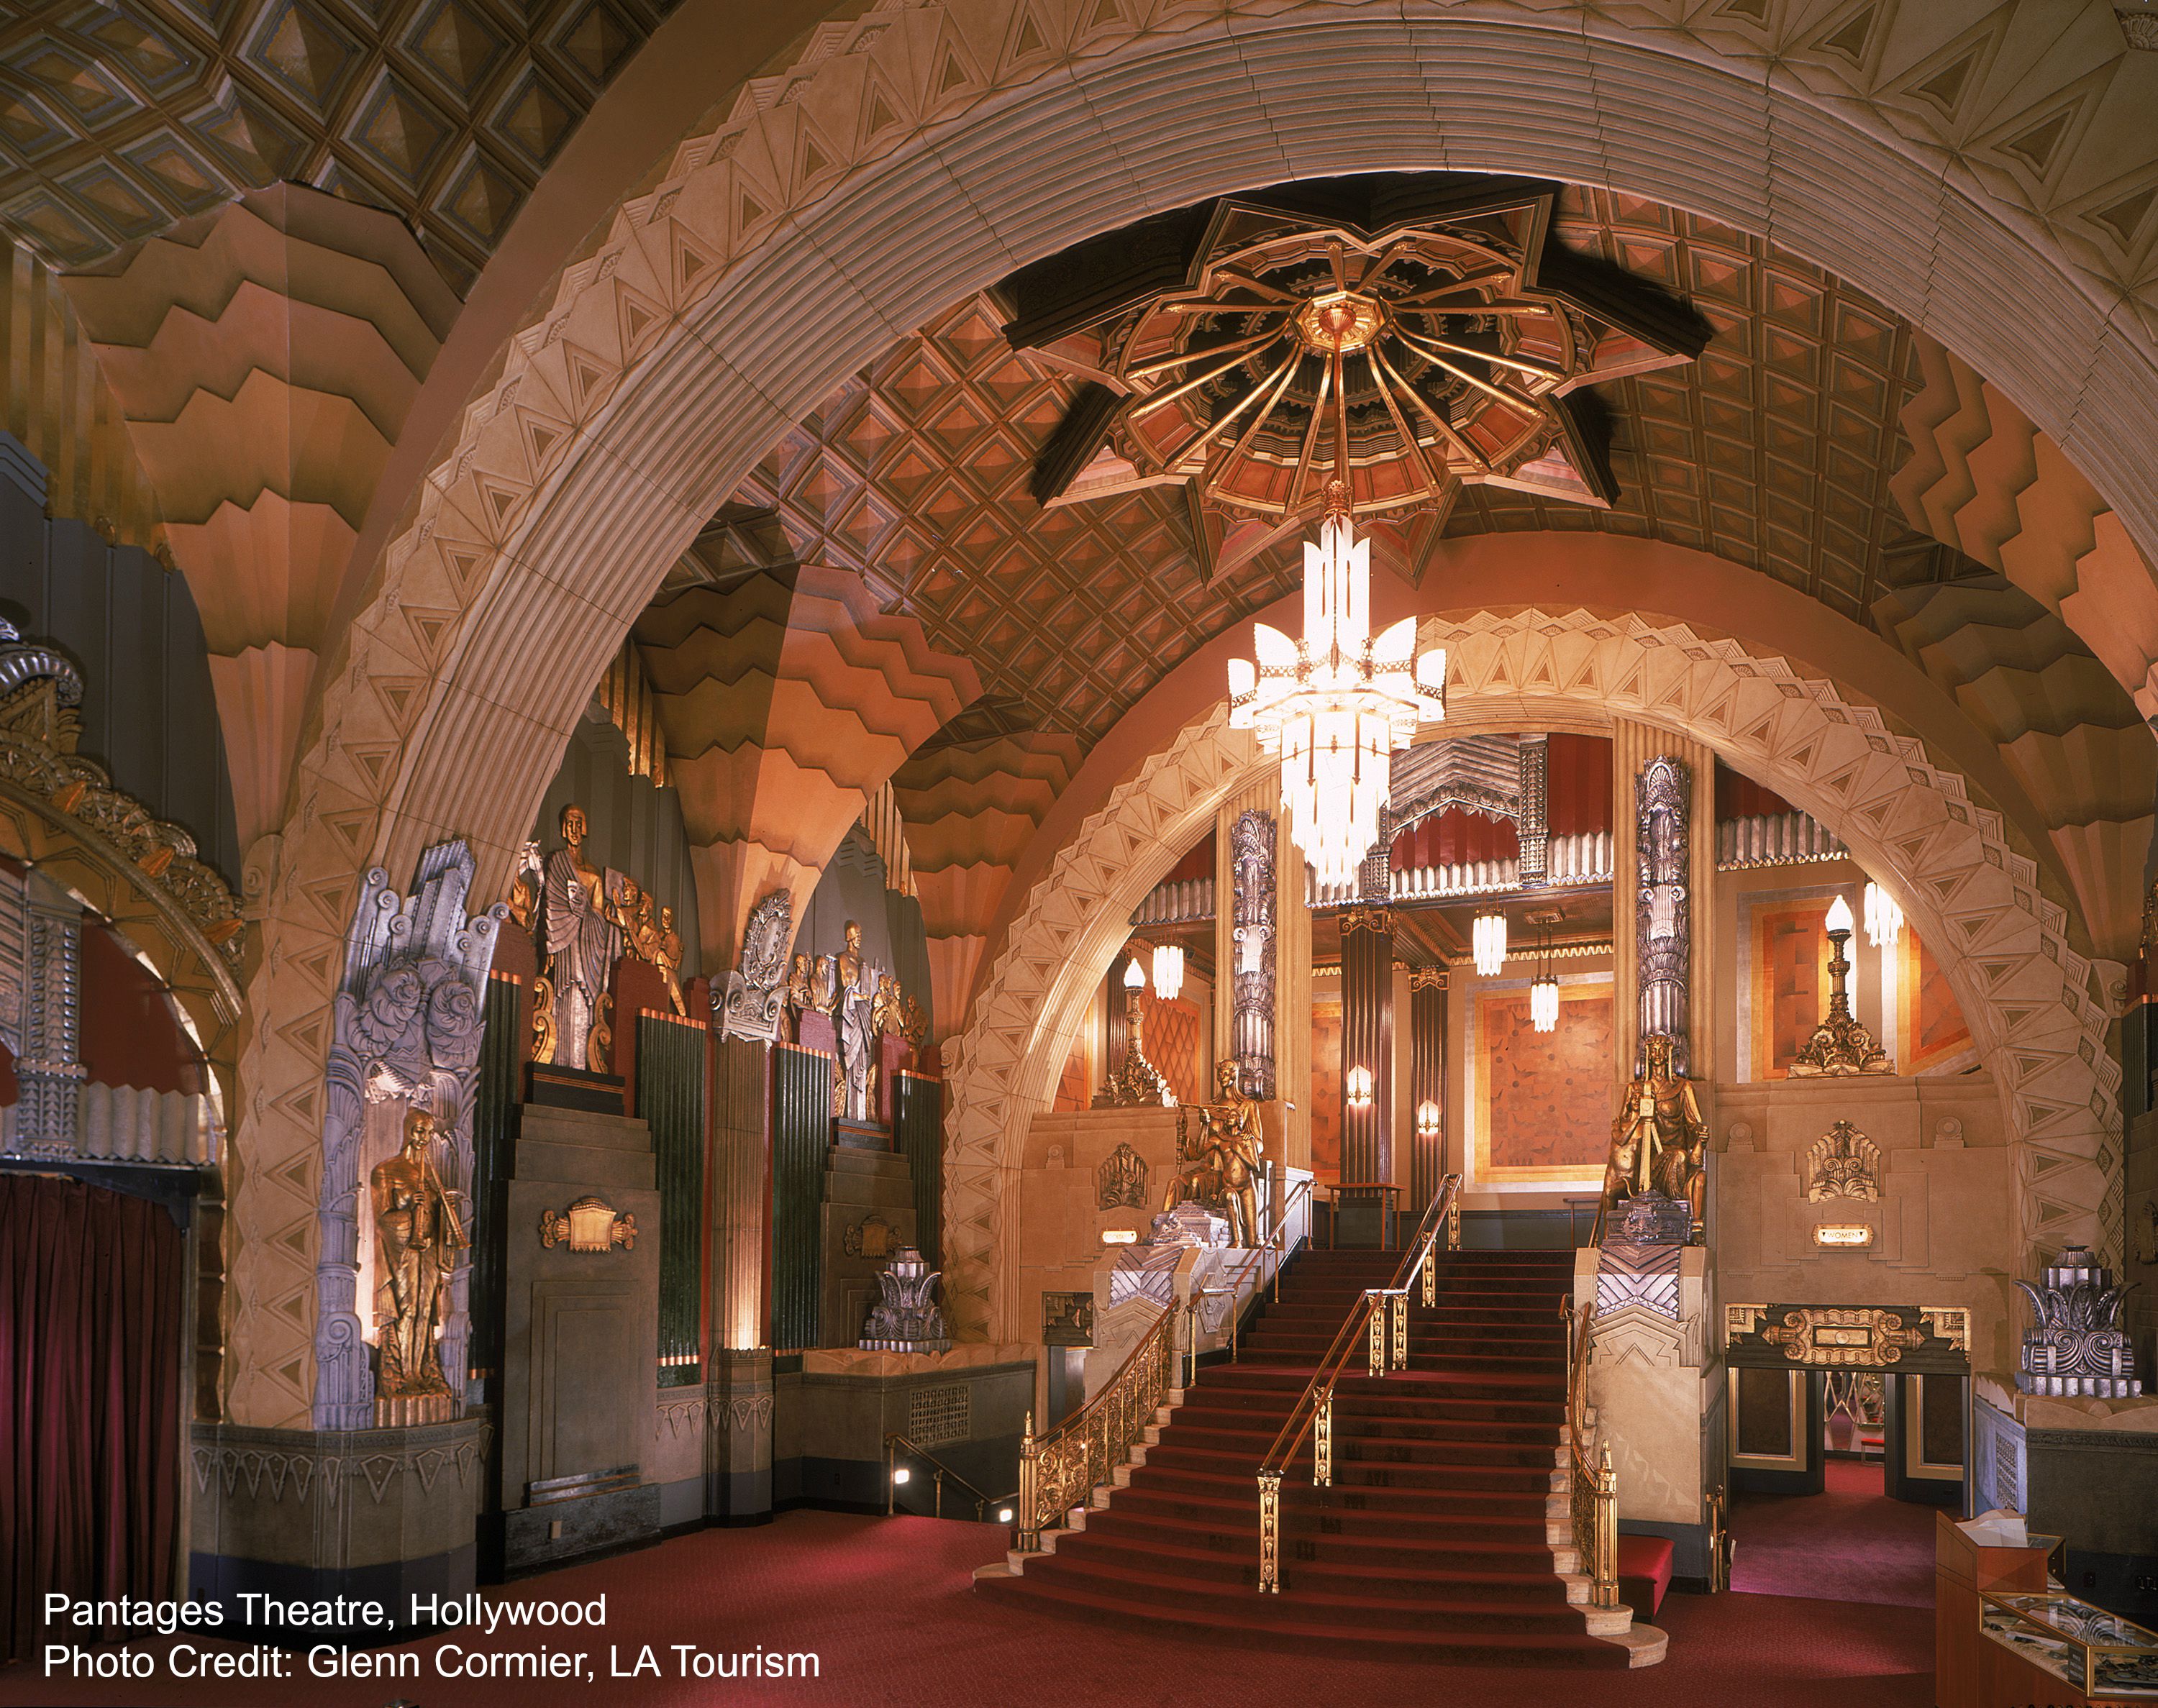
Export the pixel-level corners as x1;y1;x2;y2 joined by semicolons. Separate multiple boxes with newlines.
980;1248;1636;1664
0;1510;1930;1708
1729;1461;1936;1609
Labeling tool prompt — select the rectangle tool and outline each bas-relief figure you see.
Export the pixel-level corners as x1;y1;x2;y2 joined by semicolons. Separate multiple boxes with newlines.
1604;1031;1706;1241
837;920;872;1121
370;1106;469;1399
1635;755;1691;1075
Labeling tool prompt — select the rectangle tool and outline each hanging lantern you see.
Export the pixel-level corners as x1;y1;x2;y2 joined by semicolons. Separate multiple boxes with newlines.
1151;941;1185;1003
1863;880;1902;949
1472;913;1508;977
1531;974;1560;1034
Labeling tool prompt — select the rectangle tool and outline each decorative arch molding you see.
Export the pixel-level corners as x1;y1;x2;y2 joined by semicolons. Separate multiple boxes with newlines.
226;0;2158;1424
943;609;2119;1342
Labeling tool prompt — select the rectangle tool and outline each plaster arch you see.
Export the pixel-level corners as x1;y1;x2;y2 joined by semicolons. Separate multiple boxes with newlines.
227;1;2158;1424
944;608;2118;1343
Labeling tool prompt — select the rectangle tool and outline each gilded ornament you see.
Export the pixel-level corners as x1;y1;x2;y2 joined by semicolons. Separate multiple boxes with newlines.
539;1195;637;1253
1603;1032;1706;1241
1789;898;1891;1077
1805;1120;1880;1201
1758;1307;1924;1367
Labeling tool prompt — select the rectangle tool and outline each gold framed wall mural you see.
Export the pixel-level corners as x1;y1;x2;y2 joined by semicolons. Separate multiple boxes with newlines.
1472;979;1613;1184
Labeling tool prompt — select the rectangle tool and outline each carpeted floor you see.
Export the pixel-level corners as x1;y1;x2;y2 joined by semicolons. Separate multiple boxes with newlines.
1729;1460;1938;1609
3;1507;1932;1708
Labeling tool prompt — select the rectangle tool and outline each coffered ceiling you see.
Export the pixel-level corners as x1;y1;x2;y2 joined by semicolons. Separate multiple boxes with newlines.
727;183;2036;749
0;0;678;287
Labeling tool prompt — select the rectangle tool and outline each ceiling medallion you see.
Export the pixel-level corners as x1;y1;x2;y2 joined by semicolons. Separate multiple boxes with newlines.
1052;186;1695;539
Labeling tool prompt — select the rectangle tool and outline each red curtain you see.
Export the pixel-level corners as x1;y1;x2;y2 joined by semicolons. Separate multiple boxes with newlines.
1;1173;184;1664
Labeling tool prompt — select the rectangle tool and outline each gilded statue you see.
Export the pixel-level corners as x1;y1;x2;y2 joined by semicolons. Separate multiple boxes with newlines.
655;905;686;1017
535;804;626;1072
837;921;873;1121
872;972;905;1038
1164;1061;1265;1246
784;952;814;1025
370;1107;469;1399
1606;1031;1706;1238
901;994;928;1054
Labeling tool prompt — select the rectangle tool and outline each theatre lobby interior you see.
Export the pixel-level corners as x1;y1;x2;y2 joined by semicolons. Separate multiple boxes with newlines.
14;4;2158;1704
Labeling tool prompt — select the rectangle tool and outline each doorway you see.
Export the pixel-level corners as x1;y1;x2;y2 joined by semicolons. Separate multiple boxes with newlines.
1724;1365;1962;1606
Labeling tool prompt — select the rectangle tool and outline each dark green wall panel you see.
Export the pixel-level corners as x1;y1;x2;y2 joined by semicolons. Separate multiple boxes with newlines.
639;1013;708;1387
772;1044;829;1351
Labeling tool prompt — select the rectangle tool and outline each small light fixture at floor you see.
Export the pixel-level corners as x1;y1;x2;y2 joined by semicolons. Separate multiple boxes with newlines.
1531;974;1560;1034
1415;1099;1441;1140
1345;1065;1375;1108
1101;1228;1139;1245
1152;941;1185;1003
1864;880;1903;949
998;1507;1015;1524
1813;1223;1874;1248
1472;912;1507;977
891;1466;911;1485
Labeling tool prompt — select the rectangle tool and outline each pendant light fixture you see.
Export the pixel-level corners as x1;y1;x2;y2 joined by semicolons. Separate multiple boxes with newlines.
1227;293;1447;888
1472;911;1508;977
1151;941;1185;1003
1863;880;1902;950
1529;924;1559;1034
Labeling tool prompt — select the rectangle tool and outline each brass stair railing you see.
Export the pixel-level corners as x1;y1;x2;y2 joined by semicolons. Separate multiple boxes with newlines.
1193;1175;1316;1369
1016;1297;1177;1552
1564;1294;1619;1608
1253;1172;1462;1593
883;1431;1018;1523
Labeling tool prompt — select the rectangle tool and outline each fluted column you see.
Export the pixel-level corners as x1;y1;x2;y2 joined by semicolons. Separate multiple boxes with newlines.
1340;905;1395;1185
1409;967;1448;1210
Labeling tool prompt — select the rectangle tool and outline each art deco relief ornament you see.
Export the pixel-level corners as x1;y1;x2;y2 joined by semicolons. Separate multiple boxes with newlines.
1806;1120;1880;1201
1603;1031;1706;1242
2015;1245;2142;1398
370;1106;469;1402
1635;757;1692;1073
1098;1141;1149;1210
539;1195;637;1253
718;889;792;1043
860;1246;950;1353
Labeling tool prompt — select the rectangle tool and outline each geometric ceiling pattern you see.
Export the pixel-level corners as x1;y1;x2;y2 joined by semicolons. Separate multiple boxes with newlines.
1445;188;1942;625
0;0;675;288
725;181;2152;955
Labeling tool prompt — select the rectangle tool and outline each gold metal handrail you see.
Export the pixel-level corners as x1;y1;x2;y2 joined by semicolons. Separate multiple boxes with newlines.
1254;1172;1462;1592
1016;1297;1177;1552
1563;1294;1618;1608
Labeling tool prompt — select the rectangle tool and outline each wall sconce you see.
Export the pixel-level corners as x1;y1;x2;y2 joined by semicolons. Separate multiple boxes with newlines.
1152;941;1185;1003
1812;1224;1874;1248
1472;913;1507;977
1345;1065;1375;1108
1864;880;1903;949
1414;1100;1441;1140
1101;1229;1139;1246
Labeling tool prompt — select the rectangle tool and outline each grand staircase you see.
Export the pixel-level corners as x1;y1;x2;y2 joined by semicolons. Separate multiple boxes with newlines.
978;1247;1665;1667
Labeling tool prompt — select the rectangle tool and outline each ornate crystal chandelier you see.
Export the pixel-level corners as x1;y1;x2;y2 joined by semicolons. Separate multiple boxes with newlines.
1226;294;1447;887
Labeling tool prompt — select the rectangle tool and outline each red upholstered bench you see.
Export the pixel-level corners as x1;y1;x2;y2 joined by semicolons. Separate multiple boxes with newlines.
1617;1535;1674;1617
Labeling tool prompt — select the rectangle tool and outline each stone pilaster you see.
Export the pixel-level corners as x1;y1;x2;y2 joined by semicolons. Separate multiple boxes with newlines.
707;1348;775;1524
1340;906;1395;1187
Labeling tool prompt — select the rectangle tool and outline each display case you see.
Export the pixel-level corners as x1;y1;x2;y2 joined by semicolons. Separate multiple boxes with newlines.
1980;1591;2158;1699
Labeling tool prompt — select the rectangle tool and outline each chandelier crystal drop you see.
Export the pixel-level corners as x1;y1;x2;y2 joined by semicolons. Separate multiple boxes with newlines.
1226;302;1447;889
1863;880;1902;950
1472;912;1508;977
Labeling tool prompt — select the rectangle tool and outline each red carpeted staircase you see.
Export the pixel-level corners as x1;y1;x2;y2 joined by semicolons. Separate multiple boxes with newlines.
978;1248;1665;1667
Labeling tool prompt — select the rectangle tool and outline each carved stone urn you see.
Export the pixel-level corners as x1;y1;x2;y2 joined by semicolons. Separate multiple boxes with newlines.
860;1246;950;1353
